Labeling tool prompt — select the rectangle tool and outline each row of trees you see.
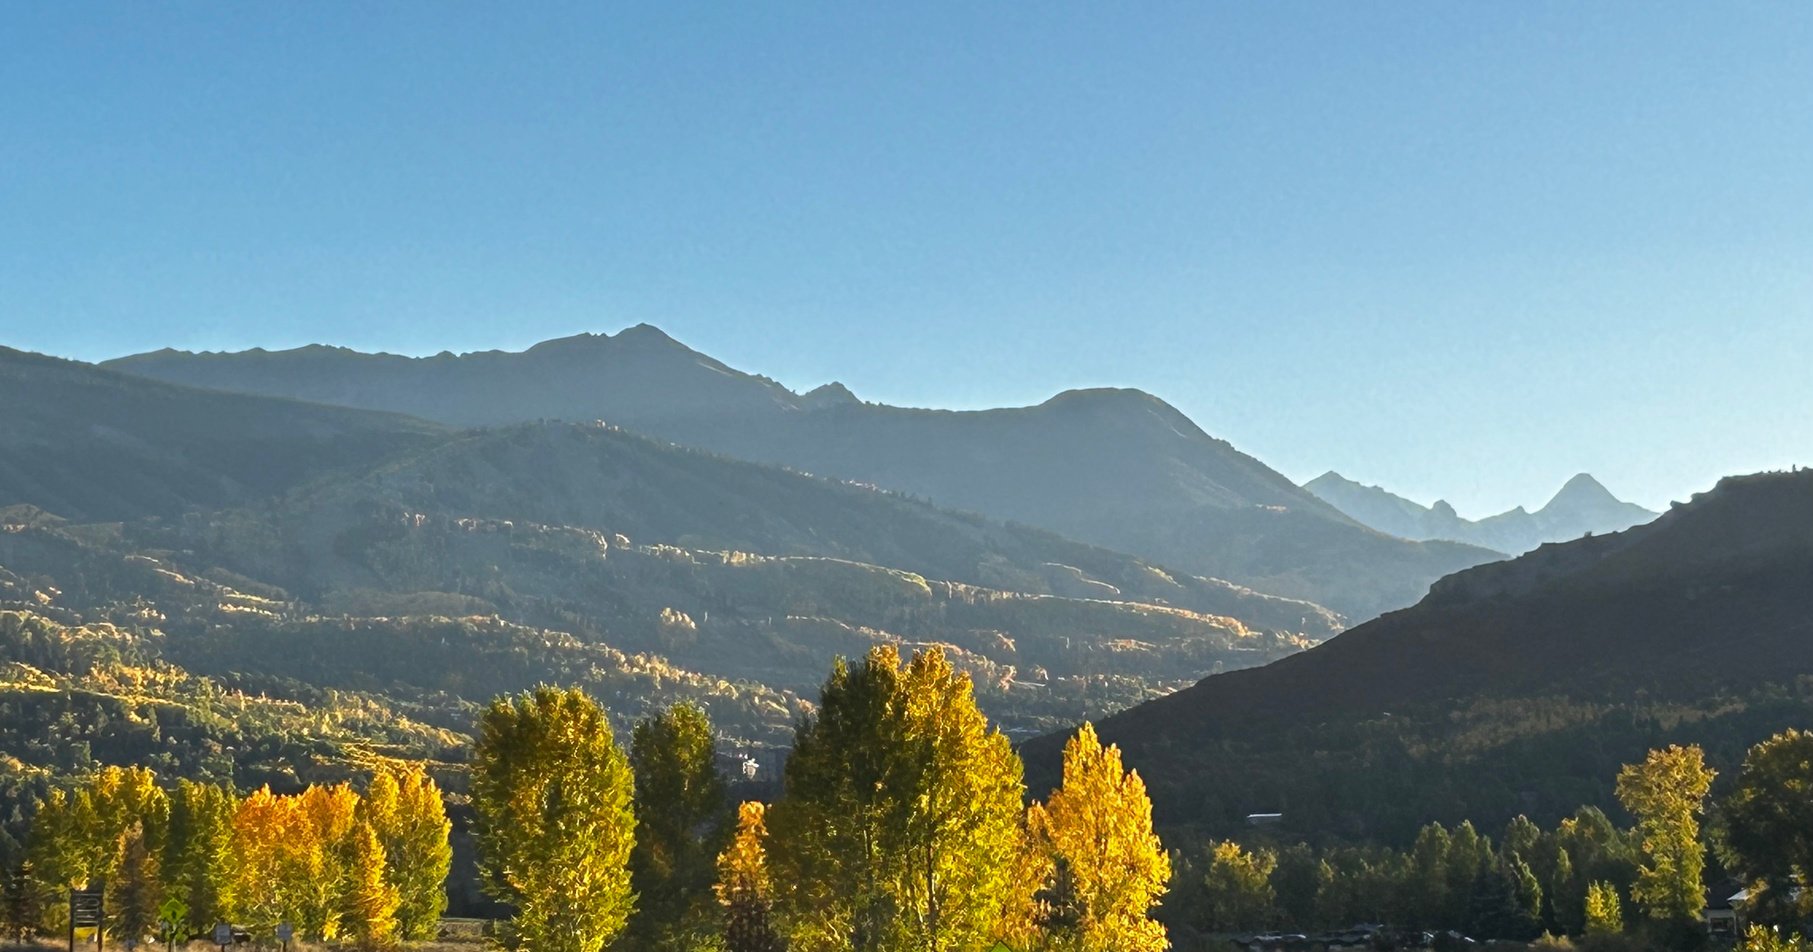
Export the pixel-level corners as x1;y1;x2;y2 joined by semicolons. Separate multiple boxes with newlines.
470;645;1173;952
1187;744;1713;944
4;763;450;948
1185;734;1813;949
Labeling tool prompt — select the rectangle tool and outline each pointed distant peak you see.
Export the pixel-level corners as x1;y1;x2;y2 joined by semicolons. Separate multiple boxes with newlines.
1431;499;1458;518
1305;471;1359;490
1547;473;1619;508
800;381;860;409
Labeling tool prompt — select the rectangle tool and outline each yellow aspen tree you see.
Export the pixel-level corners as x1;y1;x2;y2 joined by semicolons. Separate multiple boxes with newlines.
344;821;401;950
716;802;781;952
1615;745;1714;921
297;782;361;941
362;765;451;941
1027;722;1171;952
230;786;297;936
1584;880;1624;936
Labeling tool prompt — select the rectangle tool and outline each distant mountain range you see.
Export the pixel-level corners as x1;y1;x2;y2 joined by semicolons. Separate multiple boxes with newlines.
1303;470;1658;554
0;345;1342;752
105;327;1500;620
1026;469;1813;841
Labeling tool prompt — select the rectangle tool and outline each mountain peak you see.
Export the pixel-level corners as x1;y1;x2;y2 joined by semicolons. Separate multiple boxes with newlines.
615;322;679;345
800;381;860;409
1543;473;1620;511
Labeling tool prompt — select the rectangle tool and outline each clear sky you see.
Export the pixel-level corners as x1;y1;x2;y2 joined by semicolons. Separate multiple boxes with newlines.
3;3;1809;515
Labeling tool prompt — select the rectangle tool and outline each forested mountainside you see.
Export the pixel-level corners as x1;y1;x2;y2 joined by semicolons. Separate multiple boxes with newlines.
1024;469;1813;844
0;346;445;521
1305;470;1658;553
0;349;1337;795
107;328;1500;619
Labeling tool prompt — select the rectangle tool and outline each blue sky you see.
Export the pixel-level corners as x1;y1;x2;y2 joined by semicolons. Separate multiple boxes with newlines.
3;3;1809;515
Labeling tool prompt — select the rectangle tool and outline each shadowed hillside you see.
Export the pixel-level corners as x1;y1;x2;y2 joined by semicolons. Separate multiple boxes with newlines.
1;346;446;521
1024;469;1813;842
108;328;1501;618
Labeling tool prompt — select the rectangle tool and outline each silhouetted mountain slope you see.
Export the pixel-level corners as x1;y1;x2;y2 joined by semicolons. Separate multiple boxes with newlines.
107;328;1499;618
1304;470;1656;554
0;346;446;521
1024;469;1813;841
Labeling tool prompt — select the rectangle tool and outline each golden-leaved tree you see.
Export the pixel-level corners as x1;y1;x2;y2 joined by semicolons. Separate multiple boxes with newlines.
470;686;638;952
1027;722;1170;952
25;767;171;937
230;786;305;937
767;645;1034;952
1615;744;1714;922
343;820;401;950
717;801;781;952
361;764;452;940
297;782;361;941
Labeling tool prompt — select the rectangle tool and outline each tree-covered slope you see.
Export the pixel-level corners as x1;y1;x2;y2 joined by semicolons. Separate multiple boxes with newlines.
0;346;445;522
107;328;1500;618
1023;469;1813;843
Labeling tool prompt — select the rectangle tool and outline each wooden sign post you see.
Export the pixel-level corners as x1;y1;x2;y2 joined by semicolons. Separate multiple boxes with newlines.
69;888;103;952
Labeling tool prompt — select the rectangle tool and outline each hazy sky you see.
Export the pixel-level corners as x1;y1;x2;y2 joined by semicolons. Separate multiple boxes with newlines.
4;3;1809;515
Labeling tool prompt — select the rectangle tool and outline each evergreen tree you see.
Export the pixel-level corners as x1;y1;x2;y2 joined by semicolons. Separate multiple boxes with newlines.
716;802;781;952
1444;821;1489;930
1584;880;1624;936
1615;745;1714;921
628;702;729;952
1407;822;1452;928
1026;721;1170;952
1549;846;1582;936
2;857;41;944
344;821;401;950
471;686;637;952
1508;856;1544;940
1502;815;1544;864
768;646;1034;952
1270;844;1323;930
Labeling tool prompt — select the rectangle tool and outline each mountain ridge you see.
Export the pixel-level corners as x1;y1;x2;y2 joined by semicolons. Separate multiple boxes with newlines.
1304;469;1657;555
104;327;1501;619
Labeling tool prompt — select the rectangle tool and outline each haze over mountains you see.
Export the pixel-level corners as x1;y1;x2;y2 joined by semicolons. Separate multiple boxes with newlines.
1304;470;1658;554
106;326;1499;620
